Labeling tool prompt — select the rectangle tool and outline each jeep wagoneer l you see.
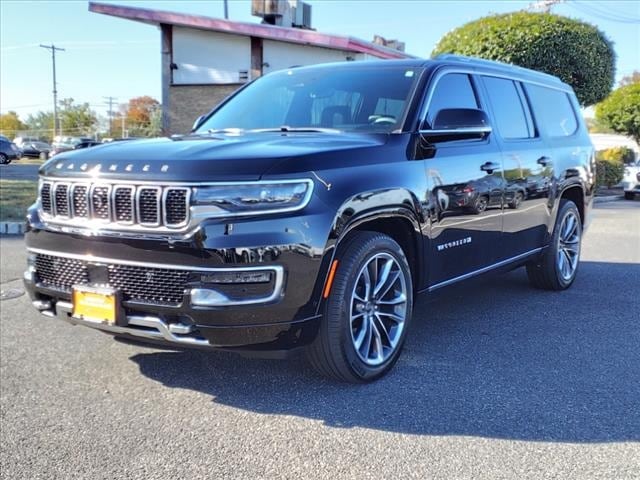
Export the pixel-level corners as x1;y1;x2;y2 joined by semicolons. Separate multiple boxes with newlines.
24;56;595;382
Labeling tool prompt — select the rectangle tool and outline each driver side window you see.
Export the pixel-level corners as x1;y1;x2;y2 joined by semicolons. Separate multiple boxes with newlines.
427;73;479;127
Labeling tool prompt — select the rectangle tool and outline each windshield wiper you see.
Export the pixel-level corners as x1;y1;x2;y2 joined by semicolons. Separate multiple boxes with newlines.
250;126;342;134
205;128;245;134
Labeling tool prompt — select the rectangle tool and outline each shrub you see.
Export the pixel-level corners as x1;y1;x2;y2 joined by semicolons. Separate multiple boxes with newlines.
595;148;626;188
432;12;615;106
595;83;640;145
599;146;636;165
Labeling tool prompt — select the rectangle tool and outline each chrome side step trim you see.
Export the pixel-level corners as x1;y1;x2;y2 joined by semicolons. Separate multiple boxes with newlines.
49;301;210;347
428;247;543;292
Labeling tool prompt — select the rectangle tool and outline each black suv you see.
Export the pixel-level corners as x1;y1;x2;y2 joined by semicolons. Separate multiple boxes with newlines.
24;56;595;382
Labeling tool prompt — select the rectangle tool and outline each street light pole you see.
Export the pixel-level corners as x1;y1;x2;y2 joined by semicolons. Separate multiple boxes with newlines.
40;44;65;139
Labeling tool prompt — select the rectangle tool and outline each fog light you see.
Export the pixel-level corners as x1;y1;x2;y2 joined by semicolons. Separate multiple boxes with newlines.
190;288;231;306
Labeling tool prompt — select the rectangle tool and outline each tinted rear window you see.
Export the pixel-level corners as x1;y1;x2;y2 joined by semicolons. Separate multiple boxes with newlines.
482;76;533;139
524;84;578;137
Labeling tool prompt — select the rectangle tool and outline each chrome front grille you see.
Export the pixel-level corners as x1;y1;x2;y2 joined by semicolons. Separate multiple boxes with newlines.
34;253;190;305
39;181;190;230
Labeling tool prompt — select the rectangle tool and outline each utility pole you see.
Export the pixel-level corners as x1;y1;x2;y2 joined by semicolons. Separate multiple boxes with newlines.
223;0;229;19
104;96;117;137
528;0;564;12
40;44;65;139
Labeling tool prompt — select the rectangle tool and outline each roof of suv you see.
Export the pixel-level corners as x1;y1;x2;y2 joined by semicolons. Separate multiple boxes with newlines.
289;55;570;91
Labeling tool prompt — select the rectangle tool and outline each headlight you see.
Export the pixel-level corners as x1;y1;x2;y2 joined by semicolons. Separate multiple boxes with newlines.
192;180;313;216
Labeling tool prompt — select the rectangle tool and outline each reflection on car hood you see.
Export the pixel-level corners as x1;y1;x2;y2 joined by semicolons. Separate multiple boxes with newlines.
39;132;389;182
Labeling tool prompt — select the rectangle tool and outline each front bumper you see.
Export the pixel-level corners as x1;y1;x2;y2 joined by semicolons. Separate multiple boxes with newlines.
24;205;334;353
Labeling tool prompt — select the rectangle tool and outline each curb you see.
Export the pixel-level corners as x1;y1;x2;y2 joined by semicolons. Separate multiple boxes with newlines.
0;222;25;235
593;195;623;204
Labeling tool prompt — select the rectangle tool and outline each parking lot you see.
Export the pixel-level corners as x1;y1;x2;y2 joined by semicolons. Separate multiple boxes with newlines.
1;200;639;479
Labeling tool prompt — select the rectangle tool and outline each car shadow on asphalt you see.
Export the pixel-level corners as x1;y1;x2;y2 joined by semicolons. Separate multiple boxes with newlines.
130;261;640;443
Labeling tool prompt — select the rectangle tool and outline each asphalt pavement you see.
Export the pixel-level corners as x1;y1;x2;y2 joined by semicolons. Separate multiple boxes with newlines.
1;200;639;479
0;163;41;181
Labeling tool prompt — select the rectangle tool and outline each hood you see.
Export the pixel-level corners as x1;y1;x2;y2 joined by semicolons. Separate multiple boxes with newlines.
39;132;388;182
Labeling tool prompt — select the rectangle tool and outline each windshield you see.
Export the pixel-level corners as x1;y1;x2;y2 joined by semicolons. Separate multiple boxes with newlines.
196;66;422;134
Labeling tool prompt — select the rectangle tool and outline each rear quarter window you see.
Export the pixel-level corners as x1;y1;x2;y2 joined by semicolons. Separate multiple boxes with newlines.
524;84;579;137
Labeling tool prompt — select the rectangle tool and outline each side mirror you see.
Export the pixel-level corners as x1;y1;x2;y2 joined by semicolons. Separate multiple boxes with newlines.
192;115;206;132
421;108;492;141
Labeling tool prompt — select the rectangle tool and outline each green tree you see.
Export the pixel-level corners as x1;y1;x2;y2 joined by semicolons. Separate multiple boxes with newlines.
25;111;55;140
0;111;26;139
58;98;97;137
432;12;615;106
595;83;640;144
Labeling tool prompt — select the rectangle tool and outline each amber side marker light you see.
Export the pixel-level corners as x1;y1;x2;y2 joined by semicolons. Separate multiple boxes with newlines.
323;260;339;298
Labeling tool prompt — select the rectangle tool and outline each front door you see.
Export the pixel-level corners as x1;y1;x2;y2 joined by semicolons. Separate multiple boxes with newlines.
421;72;505;286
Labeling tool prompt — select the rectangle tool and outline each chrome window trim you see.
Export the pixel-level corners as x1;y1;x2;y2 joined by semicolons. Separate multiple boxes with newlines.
162;187;191;229
136;186;162;227
417;66;574;132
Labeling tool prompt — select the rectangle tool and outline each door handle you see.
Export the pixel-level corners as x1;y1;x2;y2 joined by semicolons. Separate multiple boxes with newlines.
537;156;552;166
480;162;500;173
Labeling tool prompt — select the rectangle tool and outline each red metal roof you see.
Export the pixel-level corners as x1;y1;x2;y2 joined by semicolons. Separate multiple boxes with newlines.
88;2;413;60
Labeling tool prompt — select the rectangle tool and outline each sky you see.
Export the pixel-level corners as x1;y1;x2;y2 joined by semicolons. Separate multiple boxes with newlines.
1;0;639;123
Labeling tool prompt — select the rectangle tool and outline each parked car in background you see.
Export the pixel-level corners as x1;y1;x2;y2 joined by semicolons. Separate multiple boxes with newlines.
12;136;40;149
20;141;52;158
50;137;95;157
622;160;640;200
73;140;101;150
0;135;22;164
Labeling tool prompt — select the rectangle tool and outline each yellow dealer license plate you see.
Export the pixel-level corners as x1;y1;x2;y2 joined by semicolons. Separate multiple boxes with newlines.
72;286;117;325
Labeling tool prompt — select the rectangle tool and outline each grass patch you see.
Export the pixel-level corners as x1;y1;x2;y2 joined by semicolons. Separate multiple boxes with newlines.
0;179;38;222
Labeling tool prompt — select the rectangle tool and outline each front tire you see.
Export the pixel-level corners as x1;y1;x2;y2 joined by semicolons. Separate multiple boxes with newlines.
306;232;413;383
0;153;9;165
526;200;582;290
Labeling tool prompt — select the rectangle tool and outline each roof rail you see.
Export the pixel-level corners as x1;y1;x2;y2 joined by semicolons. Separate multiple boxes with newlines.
435;54;562;83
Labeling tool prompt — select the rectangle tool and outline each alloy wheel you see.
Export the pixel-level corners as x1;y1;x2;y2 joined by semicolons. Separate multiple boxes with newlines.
349;253;408;366
557;210;581;281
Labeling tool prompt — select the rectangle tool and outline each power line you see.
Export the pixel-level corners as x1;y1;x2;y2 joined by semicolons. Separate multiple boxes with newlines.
569;1;640;23
39;44;65;137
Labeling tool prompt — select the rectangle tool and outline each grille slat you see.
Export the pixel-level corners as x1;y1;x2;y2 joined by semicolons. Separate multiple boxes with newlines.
54;184;69;217
34;254;189;305
138;188;160;225
72;185;89;218
41;183;52;214
39;182;190;229
91;186;110;220
114;187;134;223
165;189;189;226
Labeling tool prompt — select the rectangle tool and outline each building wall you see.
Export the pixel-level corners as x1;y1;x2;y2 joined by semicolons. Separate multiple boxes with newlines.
173;27;251;84
168;84;241;134
262;40;361;74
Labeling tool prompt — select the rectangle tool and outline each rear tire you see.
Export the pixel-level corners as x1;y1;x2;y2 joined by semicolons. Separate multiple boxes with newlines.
306;231;413;383
625;192;636;200
526;200;582;290
0;153;9;165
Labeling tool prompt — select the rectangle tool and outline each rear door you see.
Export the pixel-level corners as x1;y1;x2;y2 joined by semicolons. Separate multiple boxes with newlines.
478;75;552;259
422;71;505;286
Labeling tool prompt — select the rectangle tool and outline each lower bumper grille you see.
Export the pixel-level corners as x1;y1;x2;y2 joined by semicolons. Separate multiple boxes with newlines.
34;254;190;305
